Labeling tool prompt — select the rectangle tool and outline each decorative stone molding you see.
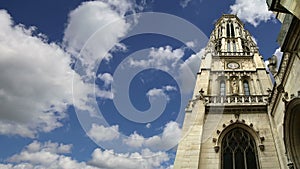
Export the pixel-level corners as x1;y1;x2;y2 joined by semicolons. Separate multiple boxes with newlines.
204;95;268;105
212;119;265;153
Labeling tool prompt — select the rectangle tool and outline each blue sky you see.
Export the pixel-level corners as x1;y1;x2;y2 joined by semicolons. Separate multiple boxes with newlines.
0;0;281;168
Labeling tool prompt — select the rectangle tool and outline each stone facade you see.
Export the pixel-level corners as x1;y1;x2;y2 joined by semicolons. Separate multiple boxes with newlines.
266;0;300;168
174;14;282;169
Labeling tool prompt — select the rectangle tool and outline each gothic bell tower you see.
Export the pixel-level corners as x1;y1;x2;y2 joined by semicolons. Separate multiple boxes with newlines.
174;14;281;169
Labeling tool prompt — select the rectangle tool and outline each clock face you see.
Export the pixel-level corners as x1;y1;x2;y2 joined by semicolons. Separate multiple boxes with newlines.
227;62;239;69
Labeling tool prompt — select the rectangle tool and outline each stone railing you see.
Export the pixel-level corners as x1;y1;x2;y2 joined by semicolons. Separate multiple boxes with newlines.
204;95;268;105
215;51;252;57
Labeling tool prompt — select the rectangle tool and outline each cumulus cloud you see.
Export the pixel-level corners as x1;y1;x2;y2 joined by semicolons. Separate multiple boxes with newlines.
185;41;195;48
88;124;120;142
63;1;133;79
98;73;113;87
122;121;181;151
89;148;169;169
146;85;177;102
0;141;172;169
144;121;181;151
128;46;184;72
0;10;95;138
26;140;72;154
180;48;204;74
230;0;275;27
123;131;145;148
127;45;203;95
4;141;97;169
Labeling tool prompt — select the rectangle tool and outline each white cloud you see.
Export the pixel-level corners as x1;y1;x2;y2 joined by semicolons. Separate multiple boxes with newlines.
122;121;181;151
128;46;184;72
0;141;171;169
4;141;97;169
63;1;133;79
146;123;151;128
181;48;204;74
102;0;134;16
127;45;203;95
123;131;145;148
144;121;181;151
185;41;195;48
146;85;177;102
26;140;72;154
230;0;275;27
0;10;96;138
88;124;120;142
147;88;166;97
180;0;193;8
98;73;113;87
163;85;177;91
89;148;169;169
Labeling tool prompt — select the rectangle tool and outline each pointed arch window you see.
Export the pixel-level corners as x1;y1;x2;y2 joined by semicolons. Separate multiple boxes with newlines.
243;80;250;96
222;128;259;169
227;41;231;52
230;23;235;37
233;40;236;52
226;23;230;37
220;80;226;96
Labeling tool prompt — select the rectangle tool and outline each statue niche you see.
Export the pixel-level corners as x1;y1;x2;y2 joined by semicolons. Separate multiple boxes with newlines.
231;77;239;95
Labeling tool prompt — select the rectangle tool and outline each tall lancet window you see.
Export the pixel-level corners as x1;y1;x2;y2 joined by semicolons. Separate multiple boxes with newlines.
227;41;231;52
222;128;259;169
233;40;236;52
243;80;250;96
220;80;226;96
226;23;230;37
230;23;235;37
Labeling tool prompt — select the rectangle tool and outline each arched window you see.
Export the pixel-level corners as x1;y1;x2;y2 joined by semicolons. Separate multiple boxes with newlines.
226;23;230;37
243;80;250;96
231;23;235;37
227;41;231;52
220;80;226;96
222;128;259;169
233;40;236;52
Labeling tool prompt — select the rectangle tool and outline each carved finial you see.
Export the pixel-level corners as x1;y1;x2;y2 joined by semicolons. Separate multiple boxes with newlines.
212;138;217;143
282;92;289;105
214;145;220;153
259;144;265;151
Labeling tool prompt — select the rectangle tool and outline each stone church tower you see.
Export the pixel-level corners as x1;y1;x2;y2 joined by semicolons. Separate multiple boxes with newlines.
174;14;281;169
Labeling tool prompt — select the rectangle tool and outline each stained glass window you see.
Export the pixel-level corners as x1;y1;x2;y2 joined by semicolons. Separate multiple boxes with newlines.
220;81;226;96
244;81;250;96
222;128;259;169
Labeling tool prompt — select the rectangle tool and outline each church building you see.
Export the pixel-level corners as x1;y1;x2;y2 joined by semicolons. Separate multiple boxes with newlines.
173;11;300;168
